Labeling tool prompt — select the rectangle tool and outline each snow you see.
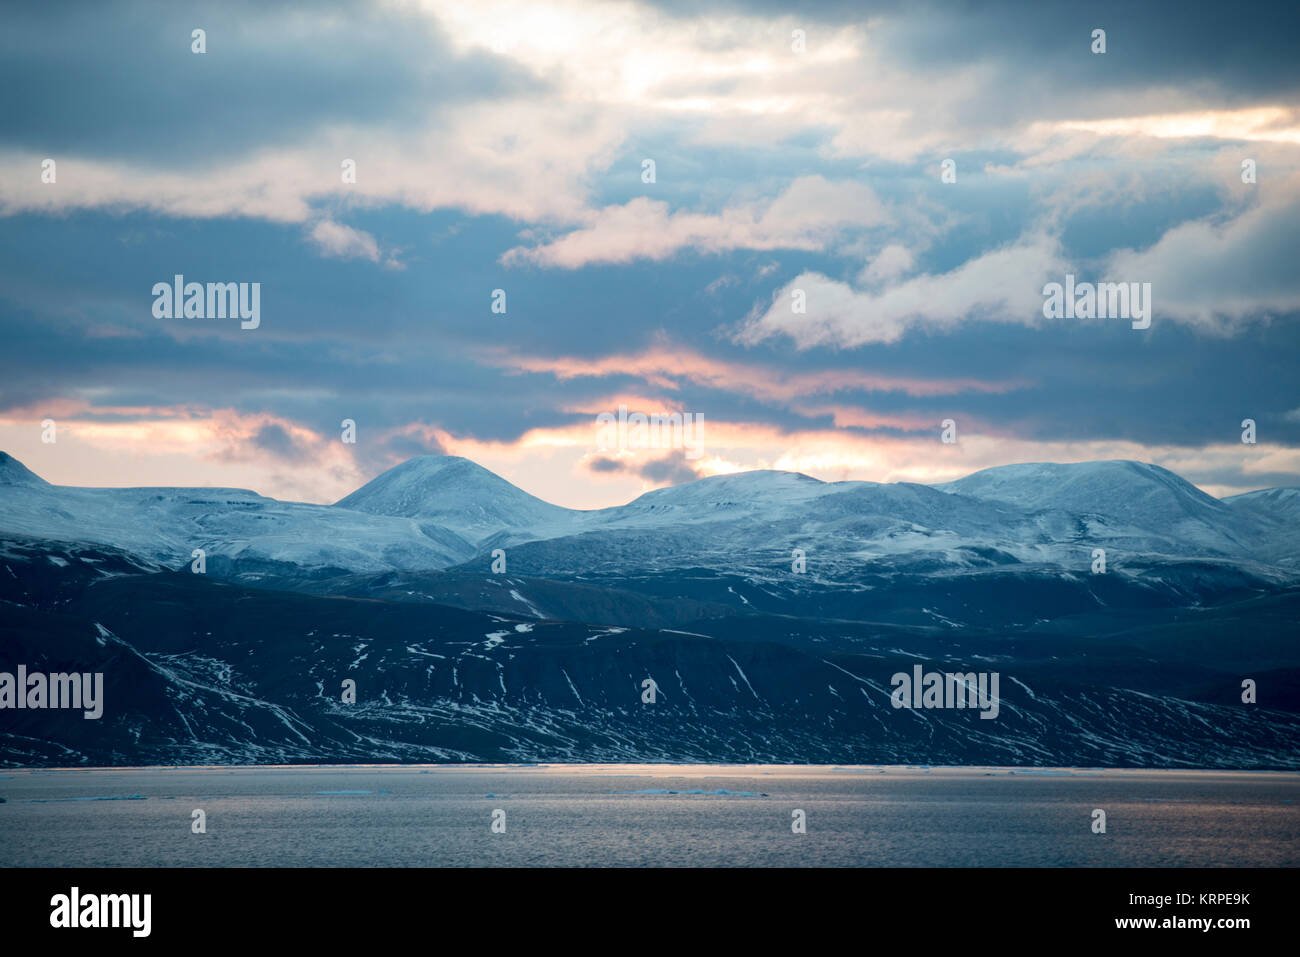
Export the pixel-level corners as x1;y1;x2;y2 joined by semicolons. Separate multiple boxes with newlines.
1008;676;1037;700
1;451;1296;591
560;669;583;705
0;479;468;575
726;655;759;699
334;455;577;543
508;589;546;618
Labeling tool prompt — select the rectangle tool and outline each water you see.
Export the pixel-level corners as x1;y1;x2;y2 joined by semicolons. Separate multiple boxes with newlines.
1;765;1296;867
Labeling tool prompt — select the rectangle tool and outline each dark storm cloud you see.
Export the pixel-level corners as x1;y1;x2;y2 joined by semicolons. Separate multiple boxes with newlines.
247;422;312;463
584;451;704;487
0;0;541;162
0;3;1296;492
2;202;1299;460
378;432;448;461
638;450;705;485
647;0;1300;141
872;0;1300;102
643;0;904;21
647;0;1300;101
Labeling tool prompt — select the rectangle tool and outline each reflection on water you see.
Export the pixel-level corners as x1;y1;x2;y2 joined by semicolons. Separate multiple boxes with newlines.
0;765;1296;867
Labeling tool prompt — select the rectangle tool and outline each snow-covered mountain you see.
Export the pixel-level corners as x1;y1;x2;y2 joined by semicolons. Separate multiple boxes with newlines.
441;461;1297;612
3;451;1298;769
1226;486;1300;515
1223;487;1300;566
940;460;1272;557
0;455;470;577
0;451;47;487
0;451;1295;589
335;455;579;543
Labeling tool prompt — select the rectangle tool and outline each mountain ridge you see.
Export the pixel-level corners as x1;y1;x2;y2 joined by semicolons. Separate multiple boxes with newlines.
5;450;1283;513
3;451;1298;770
0;451;1294;585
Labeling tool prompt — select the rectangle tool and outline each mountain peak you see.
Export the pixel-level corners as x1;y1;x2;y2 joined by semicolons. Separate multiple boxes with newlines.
0;451;49;487
626;468;832;509
337;455;523;500
384;454;475;472
938;459;1243;549
334;454;572;539
1223;486;1300;528
940;459;1218;502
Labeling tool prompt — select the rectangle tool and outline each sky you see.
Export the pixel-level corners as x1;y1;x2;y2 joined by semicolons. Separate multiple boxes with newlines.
1;0;1298;508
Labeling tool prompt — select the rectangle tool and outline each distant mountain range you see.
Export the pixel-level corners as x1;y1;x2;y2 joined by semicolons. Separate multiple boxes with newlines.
2;451;1298;768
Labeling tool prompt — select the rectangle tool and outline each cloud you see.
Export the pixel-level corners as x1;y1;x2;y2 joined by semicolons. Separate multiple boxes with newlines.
735;235;1065;349
488;339;1024;399
859;243;915;284
0;404;366;502
248;422;315;463
0;0;539;163
1104;176;1300;330
4;0;1296;240
584;449;705;486
5;397;1298;509
308;219;381;263
374;429;448;465
736;170;1300;348
637;449;705;484
0;95;625;225
868;0;1300;106
502;176;890;268
1049;107;1300;146
1;0;1298;510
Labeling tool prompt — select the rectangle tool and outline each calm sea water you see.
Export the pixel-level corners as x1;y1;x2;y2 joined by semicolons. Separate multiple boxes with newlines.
0;765;1296;867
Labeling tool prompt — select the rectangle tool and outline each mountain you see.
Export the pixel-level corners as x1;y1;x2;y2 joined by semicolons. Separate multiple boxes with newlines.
0;452;1296;596
427;461;1296;630
335;455;579;545
940;460;1270;557
2;537;1296;768
0;469;470;578
1226;486;1300;516
1223;487;1300;566
619;469;832;513
0;451;47;487
2;449;1299;769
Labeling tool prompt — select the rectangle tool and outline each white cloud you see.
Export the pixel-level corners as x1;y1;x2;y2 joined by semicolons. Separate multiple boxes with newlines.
502;175;890;268
859;243;915;284
0;94;625;227
737;169;1300;348
1050;107;1300;145
309;219;381;262
736;235;1065;349
1;0;1298;287
1103;175;1300;330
